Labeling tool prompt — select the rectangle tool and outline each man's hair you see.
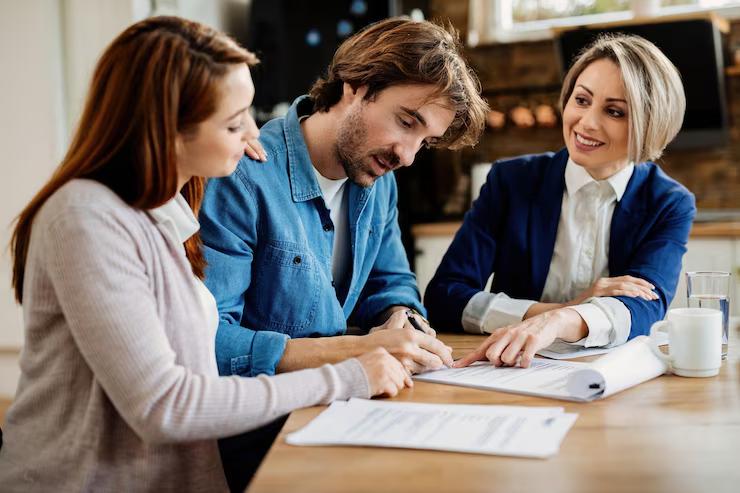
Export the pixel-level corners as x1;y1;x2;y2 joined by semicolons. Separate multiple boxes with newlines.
309;17;488;150
560;33;686;164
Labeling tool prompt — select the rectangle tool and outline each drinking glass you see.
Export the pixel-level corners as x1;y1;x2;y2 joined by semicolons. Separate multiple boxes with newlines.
686;271;731;359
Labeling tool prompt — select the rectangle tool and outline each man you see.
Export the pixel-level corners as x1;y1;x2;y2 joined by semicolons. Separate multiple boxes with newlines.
200;17;487;490
201;17;486;380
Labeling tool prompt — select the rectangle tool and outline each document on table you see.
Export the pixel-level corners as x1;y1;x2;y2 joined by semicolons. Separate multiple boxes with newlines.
415;335;669;402
286;398;578;459
537;331;668;360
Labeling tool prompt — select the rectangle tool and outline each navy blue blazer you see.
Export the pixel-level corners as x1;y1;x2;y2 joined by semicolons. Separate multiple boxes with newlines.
425;148;696;338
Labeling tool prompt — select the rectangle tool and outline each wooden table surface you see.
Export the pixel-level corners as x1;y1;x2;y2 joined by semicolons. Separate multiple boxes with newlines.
248;332;740;493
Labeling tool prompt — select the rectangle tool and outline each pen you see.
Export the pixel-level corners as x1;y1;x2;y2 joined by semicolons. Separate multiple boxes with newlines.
405;310;426;333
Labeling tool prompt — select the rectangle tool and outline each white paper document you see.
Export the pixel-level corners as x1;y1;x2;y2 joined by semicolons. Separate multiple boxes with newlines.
537;331;668;360
415;336;668;402
286;398;578;458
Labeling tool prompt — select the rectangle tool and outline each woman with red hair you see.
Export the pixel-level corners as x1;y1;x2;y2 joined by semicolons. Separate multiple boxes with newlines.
0;16;409;492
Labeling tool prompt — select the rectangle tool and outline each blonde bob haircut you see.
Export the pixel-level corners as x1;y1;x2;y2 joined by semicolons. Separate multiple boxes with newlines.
559;34;686;164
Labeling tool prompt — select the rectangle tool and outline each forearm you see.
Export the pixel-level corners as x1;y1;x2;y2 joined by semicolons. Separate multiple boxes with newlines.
523;302;566;319
556;308;589;342
132;359;369;443
277;335;368;373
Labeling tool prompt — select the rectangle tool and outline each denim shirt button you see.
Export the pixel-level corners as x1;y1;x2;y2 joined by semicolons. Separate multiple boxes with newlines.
323;223;333;232
293;256;302;264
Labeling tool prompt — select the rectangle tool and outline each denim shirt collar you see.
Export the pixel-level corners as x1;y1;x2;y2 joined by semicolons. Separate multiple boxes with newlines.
283;95;375;228
284;96;324;203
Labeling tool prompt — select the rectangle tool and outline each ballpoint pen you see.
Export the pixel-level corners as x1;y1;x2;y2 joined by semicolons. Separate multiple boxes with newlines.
405;310;426;333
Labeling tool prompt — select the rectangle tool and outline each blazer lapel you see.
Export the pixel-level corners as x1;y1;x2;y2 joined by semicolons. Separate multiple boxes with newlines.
529;150;568;299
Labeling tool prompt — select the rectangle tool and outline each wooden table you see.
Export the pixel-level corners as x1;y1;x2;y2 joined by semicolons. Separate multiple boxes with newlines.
248;333;740;493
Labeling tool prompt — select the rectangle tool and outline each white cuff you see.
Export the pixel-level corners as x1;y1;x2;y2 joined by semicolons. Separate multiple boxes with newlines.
462;291;537;334
565;297;632;348
568;303;611;347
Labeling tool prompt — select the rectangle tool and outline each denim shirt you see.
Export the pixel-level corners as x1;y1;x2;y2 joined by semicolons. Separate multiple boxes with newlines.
200;96;424;377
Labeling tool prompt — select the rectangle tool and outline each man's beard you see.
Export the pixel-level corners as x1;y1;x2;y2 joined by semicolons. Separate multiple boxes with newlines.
335;105;399;188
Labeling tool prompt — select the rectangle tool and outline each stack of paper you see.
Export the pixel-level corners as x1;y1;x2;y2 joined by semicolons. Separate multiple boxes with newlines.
415;335;668;401
537;331;668;360
286;398;577;458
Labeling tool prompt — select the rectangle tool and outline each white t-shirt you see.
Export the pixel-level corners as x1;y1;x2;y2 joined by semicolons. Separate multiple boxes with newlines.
313;168;351;296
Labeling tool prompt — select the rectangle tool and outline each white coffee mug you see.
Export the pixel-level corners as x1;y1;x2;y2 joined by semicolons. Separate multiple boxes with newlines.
649;308;722;377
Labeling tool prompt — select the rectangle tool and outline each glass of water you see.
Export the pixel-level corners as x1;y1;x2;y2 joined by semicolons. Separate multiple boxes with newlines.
686;271;731;359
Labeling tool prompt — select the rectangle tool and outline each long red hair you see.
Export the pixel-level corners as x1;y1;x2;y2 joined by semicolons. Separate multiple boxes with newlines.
10;16;258;303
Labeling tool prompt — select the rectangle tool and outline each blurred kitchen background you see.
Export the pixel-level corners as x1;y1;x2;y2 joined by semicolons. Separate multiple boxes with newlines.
1;0;739;398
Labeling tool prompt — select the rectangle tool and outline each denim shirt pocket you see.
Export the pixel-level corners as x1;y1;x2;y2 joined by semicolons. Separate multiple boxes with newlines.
252;240;319;333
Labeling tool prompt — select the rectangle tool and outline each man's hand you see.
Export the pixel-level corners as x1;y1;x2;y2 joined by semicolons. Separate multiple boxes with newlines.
373;305;435;336
569;275;658;306
244;138;267;162
454;308;587;369
365;311;453;374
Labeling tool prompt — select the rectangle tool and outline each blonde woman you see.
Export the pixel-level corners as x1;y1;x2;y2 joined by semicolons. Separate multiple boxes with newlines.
426;34;695;368
0;16;411;492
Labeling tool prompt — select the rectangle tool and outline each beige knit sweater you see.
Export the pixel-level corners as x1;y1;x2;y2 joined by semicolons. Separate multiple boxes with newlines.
0;179;369;492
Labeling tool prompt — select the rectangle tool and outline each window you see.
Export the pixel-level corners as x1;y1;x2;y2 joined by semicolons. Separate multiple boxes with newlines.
468;0;740;44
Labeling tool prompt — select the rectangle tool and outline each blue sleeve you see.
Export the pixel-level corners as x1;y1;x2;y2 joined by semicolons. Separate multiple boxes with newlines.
424;164;504;331
352;177;425;329
200;168;289;377
616;191;696;339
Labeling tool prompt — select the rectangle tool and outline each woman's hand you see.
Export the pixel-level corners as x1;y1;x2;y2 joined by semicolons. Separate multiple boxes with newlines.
356;347;413;397
454;308;586;369
569;275;658;306
243;138;267;162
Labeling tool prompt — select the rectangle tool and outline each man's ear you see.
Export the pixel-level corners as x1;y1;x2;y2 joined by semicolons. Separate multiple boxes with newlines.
342;82;368;104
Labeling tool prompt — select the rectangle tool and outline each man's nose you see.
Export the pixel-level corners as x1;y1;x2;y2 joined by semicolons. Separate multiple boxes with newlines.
394;142;416;168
